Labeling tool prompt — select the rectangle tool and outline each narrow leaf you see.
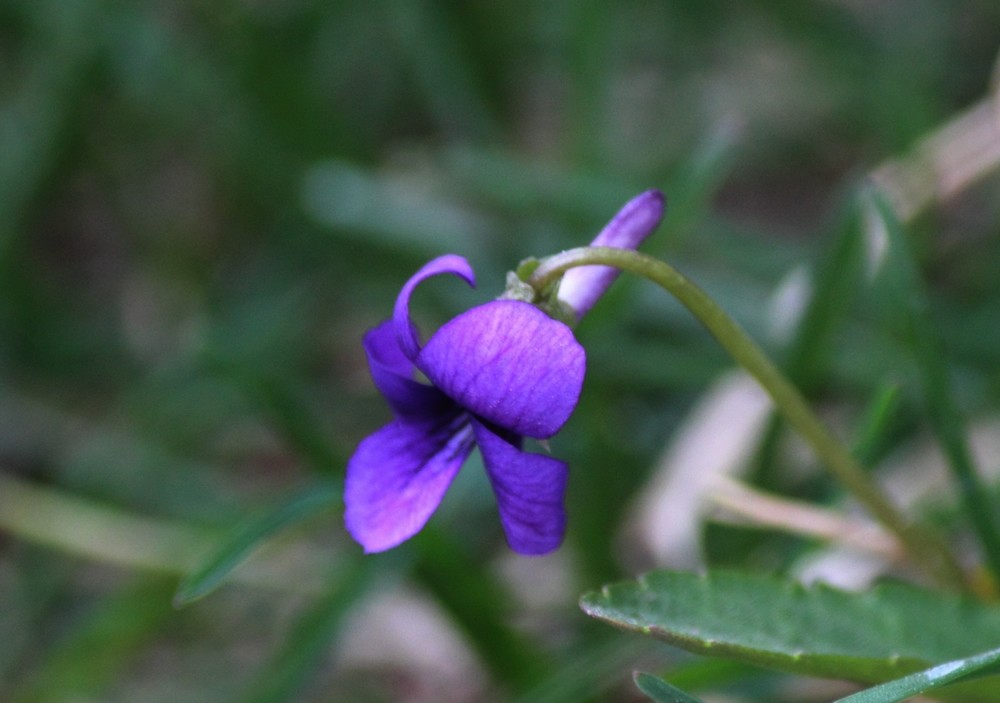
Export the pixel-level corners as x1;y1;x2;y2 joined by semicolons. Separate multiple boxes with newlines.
634;672;708;703
174;481;340;606
236;565;374;703
866;190;1000;580
835;646;1000;703
12;579;176;703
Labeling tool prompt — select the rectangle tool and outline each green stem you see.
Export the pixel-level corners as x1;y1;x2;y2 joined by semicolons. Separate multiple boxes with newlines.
529;247;965;590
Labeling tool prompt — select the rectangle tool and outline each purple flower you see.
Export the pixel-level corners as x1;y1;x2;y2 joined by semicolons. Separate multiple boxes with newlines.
344;255;586;555
344;190;665;555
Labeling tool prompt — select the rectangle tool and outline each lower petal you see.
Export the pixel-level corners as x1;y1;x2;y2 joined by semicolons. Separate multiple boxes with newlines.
345;416;474;553
472;420;568;555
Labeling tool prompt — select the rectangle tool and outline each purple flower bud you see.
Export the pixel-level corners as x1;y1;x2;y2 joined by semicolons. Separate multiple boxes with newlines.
557;189;665;320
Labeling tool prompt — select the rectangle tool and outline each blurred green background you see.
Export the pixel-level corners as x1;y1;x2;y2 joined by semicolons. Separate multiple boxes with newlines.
2;1;1000;701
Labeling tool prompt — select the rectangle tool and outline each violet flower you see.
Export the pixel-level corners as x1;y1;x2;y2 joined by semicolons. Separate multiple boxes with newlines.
344;189;665;555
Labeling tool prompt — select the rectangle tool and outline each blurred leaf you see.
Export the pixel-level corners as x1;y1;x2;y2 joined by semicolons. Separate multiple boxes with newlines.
834;646;1000;703
659;118;741;249
174;481;340;606
206;355;343;474
781;197;865;390
235;565;374;703
851;382;904;467
633;672;707;703
302;159;496;256
415;528;550;691
866;191;1000;580
513;638;651;703
385;0;498;140
12;578;175;703
663;656;761;692
0;0;104;254
581;570;1000;699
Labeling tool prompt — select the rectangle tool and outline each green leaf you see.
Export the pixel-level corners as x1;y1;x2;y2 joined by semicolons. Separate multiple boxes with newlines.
865;190;1000;579
235;565;374;703
835;646;1000;703
782;196;865;391
633;672;708;703
174;481;340;606
581;570;1000;699
12;579;176;703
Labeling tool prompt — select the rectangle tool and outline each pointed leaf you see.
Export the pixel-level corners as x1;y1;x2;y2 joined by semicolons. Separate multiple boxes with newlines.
237;565;375;703
174;482;340;606
835;646;1000;703
866;191;1000;577
633;672;708;703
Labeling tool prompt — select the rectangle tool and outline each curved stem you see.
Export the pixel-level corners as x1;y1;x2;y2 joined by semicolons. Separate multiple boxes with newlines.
530;246;965;590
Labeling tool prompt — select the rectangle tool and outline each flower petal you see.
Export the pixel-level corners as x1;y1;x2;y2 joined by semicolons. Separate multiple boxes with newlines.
363;321;456;419
344;414;474;553
418;300;585;439
393;254;476;361
472;420;567;555
558;189;665;320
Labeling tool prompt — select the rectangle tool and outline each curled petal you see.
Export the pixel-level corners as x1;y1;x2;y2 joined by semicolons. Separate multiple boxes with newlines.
344;414;474;553
473;420;567;555
393;254;476;361
363;321;456;419
558;189;665;320
418;300;585;439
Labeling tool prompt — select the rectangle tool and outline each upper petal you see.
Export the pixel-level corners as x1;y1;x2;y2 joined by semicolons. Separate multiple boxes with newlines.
344;414;474;553
558;189;665;320
363;321;456;419
417;300;585;439
472;420;568;555
393;254;476;361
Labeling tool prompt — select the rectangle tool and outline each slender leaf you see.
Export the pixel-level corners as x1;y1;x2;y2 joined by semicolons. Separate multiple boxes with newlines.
235;565;375;703
782;196;865;390
581;569;1000;700
174;481;340;606
634;672;708;703
866;190;1000;580
415;528;550;691
851;382;904;467
12;579;176;703
835;646;1000;703
513;639;651;703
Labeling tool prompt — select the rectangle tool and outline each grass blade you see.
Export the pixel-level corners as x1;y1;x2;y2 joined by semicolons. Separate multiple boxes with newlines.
835;646;1000;703
633;672;708;703
866;190;1000;583
174;481;340;606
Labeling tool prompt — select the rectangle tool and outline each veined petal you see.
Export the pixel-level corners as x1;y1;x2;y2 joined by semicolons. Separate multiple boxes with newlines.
392;254;476;361
344;414;474;553
418;300;585;439
363;321;456;419
472;420;567;555
558;189;665;320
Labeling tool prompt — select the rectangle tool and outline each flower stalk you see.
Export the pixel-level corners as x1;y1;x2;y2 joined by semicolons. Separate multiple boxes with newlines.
529;246;966;590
